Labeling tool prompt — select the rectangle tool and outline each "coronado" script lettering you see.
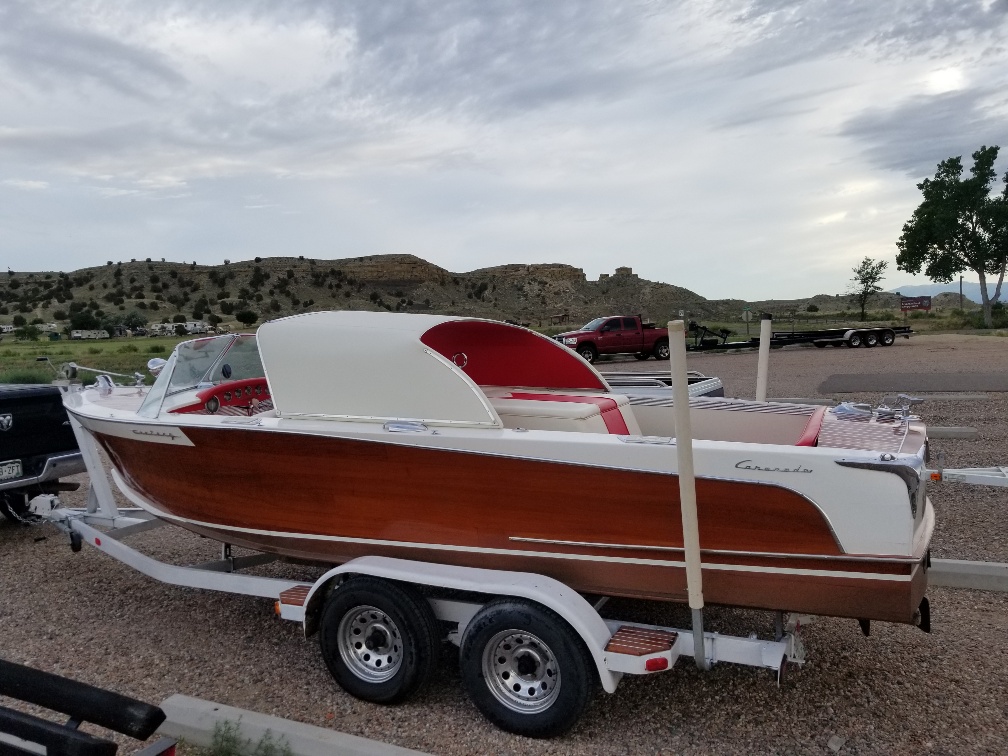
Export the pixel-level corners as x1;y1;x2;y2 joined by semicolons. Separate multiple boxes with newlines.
132;429;179;441
734;460;812;474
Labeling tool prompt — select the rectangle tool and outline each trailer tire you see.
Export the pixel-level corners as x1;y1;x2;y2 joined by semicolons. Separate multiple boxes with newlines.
846;333;862;348
577;344;597;364
864;332;878;348
653;340;670;360
880;329;896;346
319;576;440;705
460;599;594;738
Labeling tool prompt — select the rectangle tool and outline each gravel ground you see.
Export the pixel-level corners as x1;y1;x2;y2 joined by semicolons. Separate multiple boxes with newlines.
2;333;1007;754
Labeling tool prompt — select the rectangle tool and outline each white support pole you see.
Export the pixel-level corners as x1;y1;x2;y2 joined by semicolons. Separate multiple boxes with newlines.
756;314;773;402
668;320;707;670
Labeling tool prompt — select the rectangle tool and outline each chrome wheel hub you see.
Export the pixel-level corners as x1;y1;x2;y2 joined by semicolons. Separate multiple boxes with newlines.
482;629;561;713
338;605;403;683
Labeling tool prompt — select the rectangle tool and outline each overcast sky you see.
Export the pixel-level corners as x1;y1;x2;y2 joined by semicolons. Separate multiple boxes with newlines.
2;1;1007;300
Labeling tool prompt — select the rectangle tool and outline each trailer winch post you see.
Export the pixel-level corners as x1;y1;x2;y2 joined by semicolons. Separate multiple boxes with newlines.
668;320;708;670
756;314;772;402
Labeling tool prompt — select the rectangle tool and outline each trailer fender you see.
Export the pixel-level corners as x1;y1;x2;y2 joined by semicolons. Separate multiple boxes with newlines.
300;556;623;693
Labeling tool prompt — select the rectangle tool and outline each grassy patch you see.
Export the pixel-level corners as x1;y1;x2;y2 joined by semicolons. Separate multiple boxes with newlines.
181;720;293;756
0;368;51;384
0;336;184;384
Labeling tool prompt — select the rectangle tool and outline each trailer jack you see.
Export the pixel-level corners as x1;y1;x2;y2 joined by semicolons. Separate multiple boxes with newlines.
915;597;931;633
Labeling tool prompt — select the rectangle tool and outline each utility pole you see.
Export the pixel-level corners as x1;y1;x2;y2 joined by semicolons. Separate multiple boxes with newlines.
960;275;963;310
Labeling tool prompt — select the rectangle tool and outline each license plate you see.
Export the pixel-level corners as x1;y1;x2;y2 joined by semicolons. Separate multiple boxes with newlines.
0;459;23;481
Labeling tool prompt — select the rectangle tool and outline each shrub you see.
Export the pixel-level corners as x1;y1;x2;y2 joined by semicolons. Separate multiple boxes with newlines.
235;309;258;327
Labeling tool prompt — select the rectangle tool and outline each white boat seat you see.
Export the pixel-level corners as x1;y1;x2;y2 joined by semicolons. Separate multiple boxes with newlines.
488;391;642;435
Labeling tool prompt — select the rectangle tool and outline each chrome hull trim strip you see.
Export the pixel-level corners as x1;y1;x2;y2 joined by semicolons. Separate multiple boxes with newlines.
507;536;923;564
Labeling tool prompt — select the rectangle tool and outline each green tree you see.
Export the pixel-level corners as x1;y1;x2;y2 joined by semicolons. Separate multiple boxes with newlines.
14;325;41;341
235;309;258;327
122;311;148;330
69;311;100;331
847;257;888;320
897;145;1008;327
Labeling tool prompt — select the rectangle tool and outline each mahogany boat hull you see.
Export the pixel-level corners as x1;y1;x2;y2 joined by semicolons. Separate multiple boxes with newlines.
88;420;931;624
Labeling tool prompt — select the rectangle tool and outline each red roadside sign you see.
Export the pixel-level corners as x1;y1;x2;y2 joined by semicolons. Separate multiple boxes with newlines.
900;296;932;311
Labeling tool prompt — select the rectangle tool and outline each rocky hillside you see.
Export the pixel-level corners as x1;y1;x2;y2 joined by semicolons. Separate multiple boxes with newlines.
0;254;979;333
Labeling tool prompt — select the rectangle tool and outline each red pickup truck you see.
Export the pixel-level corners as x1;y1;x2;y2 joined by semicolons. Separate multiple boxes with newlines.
555;315;672;364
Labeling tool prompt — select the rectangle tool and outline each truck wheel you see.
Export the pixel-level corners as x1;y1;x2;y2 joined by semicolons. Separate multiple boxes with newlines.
653;340;670;360
460;600;594;738
880;329;896;346
864;332;878;348
634;353;651;361
577;344;597;364
319;576;440;704
846;333;862;348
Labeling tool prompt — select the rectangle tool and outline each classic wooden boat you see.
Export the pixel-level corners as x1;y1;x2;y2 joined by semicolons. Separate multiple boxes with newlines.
63;311;933;626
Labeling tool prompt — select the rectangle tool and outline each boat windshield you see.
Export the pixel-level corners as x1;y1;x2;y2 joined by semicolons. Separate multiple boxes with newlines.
167;337;232;393
581;318;606;331
208;335;265;383
136;334;267;417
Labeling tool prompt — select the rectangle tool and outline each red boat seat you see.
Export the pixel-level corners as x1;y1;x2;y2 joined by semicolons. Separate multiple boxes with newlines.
795;406;826;446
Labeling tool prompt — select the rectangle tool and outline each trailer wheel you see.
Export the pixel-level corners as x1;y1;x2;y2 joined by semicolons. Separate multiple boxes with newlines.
577;344;597;364
880;329;896;346
846;333;862;348
319;576;439;704
634;352;651;361
653;340;670;360
864;332;878;348
460;600;594;738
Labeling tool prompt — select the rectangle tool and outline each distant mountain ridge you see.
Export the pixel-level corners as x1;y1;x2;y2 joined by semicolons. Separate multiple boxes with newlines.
0;253;988;331
889;282;988;303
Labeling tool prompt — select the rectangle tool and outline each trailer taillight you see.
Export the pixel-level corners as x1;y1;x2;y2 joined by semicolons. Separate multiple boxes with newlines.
644;657;668;672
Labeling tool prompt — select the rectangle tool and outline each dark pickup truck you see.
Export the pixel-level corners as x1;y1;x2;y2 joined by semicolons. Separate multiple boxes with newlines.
555;315;675;364
0;384;84;521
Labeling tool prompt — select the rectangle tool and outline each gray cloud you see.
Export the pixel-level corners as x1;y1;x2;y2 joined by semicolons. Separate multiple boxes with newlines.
0;1;184;99
841;87;1008;177
730;0;1008;72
